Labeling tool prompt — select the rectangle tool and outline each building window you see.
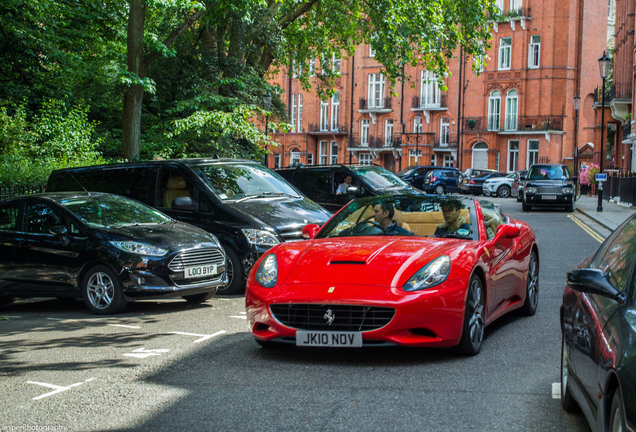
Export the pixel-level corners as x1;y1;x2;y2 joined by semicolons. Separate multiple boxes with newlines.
361;119;369;146
319;140;328;164
510;0;522;13
498;37;511;70
488;90;501;131
409;149;421;166
309;59;315;77
369;44;375;57
290;147;301;166
421;70;440;108
443;154;454;167
330;141;338;164
440;117;450;147
297;94;303;132
505;89;518;131
359;153;372;165
274;154;281;169
331;92;339;131
307;153;314;165
508;140;519;172
430;153;437;166
414;115;423;133
368;74;385;108
495;0;503;12
527;139;539;168
529;35;540;68
291;94;297;132
332;53;341;74
385;119;394;146
320;99;329;131
292;59;301;78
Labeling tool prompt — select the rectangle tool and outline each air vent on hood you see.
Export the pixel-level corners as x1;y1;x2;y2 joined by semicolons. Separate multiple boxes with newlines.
329;260;367;265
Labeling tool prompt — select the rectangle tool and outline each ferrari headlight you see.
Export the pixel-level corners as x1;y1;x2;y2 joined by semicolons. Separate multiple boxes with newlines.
109;241;168;257
403;255;451;292
255;254;278;288
242;229;281;247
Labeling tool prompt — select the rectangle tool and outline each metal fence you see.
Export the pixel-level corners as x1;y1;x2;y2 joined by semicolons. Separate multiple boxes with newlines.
605;173;636;206
0;183;47;200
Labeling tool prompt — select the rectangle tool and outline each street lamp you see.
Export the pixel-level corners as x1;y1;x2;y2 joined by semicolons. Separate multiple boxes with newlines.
597;51;610;212
572;95;580;195
263;93;272;167
415;112;422;166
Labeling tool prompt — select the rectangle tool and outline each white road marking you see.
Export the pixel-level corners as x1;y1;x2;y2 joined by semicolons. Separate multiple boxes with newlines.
169;330;227;343
552;382;561;399
27;378;95;400
230;316;247;320
0;315;22;318
108;324;142;329
123;348;170;358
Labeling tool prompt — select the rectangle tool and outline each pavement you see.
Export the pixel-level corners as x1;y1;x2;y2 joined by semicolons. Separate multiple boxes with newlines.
575;195;636;231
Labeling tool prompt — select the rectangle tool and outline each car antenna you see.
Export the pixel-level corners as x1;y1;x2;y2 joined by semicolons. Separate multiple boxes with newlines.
66;172;91;195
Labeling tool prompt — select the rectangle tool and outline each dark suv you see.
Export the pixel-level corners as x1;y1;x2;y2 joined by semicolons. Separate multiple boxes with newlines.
397;165;440;190
46;159;331;294
422;168;461;195
276;164;421;213
522;164;576;212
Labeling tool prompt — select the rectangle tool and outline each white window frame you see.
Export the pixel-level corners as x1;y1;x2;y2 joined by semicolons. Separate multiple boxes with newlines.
331;92;339;131
309;59;315;77
385;119;394;146
332;53;341;74
495;0;504;12
421;70;440;108
413;116;423;133
319;140;328;164
498;37;512;70
307;153;314;165
508;140;519;172
488;90;501;131
510;0;522;13
274;154;281;169
297;94;303;132
291;94;297;132
440;117;450;147
430;154;437;166
320;99;329;131
443;154;454;167
409;149;422;166
527;139;539;168
369;44;376;57
358;153;372;165
368;73;385;108
330;141;338;164
505;89;518;131
529;35;540;68
361;119;369;146
290;148;301;166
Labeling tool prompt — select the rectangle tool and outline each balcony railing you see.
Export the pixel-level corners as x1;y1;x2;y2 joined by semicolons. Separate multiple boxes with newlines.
359;97;392;110
307;123;348;133
349;135;402;149
412;94;448;110
463;115;564;132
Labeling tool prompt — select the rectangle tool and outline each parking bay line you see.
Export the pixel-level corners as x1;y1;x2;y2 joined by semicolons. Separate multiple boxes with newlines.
168;330;227;343
108;324;142;329
27;378;95;400
551;382;561;399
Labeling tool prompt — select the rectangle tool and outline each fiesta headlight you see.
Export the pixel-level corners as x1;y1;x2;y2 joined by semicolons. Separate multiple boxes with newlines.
242;229;281;247
255;254;278;288
109;241;168;257
403;255;451;292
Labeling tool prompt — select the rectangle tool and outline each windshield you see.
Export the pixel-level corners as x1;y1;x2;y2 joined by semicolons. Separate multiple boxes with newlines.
527;165;570;180
193;163;300;201
316;195;477;240
60;195;171;228
352;166;412;191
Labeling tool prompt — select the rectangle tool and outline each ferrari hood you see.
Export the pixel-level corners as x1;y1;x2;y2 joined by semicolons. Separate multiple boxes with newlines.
279;237;467;287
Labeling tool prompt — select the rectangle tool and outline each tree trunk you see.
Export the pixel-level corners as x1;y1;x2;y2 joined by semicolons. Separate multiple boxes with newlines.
122;0;145;161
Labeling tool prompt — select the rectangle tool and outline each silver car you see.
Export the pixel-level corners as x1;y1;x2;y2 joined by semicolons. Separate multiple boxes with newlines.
482;173;515;198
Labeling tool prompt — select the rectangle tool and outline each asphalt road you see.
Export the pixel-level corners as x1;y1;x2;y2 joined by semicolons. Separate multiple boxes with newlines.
0;197;603;432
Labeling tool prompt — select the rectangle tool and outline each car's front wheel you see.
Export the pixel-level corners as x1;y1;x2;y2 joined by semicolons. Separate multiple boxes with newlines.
458;275;485;356
217;246;246;295
81;265;127;314
434;185;445;195
609;388;626;432
497;185;511;198
522;198;531;211
521;250;539;315
560;336;579;412
566;196;576;212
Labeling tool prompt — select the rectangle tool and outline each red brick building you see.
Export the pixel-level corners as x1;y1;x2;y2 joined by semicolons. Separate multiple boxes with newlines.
265;0;608;175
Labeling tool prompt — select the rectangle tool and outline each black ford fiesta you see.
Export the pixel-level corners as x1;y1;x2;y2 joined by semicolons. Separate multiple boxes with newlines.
0;192;227;314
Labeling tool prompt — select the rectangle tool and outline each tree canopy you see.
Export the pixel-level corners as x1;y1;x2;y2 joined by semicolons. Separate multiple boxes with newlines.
0;0;495;166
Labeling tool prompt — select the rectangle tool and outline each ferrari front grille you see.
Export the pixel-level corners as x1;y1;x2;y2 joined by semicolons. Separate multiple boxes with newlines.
270;304;395;331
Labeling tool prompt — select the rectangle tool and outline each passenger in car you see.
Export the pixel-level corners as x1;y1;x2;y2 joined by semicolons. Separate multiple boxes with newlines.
435;200;471;236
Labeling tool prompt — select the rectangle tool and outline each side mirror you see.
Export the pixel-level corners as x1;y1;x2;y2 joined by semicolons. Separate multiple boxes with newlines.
302;224;321;239
172;196;198;212
494;224;521;240
49;225;69;246
567;268;626;303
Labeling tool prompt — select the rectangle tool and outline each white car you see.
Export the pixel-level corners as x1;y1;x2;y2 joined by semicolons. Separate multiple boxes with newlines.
482;173;516;197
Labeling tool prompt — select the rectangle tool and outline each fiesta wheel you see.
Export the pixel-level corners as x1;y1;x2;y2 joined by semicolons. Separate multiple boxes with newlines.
81;265;127;314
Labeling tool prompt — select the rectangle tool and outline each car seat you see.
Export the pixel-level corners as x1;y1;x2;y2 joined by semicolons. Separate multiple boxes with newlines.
164;175;191;208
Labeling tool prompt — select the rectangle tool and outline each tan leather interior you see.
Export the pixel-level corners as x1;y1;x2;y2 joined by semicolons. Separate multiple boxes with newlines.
396;209;470;236
164;175;191;208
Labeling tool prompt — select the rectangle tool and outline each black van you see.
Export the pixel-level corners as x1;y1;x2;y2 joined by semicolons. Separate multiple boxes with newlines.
276;164;421;213
47;159;331;294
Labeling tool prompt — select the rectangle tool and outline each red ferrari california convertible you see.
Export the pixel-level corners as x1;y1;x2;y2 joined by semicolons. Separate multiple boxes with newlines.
246;195;539;355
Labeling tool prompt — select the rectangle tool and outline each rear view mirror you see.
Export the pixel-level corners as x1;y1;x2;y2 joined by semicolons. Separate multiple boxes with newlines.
172;196;198;212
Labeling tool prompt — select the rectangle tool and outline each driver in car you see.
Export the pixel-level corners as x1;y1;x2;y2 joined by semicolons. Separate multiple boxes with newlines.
372;202;412;235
